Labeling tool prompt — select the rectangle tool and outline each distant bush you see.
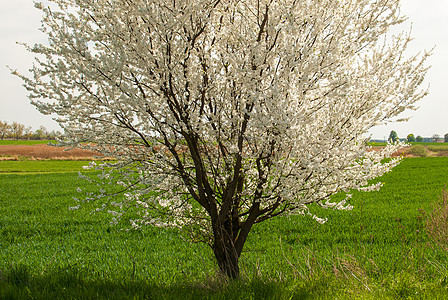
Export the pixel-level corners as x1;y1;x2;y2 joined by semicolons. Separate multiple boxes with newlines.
408;145;427;157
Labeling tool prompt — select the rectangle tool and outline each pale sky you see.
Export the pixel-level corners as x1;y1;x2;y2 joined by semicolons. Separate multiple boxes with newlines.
1;0;447;139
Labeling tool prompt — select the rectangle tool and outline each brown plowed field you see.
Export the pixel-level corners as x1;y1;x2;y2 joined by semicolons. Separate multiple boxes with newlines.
1;144;446;161
0;144;103;160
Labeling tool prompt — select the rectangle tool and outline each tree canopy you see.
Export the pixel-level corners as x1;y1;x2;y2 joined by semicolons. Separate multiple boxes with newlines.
389;130;399;143
15;0;429;278
407;134;416;143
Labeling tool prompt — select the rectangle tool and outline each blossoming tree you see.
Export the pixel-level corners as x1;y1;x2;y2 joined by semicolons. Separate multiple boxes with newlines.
16;0;429;278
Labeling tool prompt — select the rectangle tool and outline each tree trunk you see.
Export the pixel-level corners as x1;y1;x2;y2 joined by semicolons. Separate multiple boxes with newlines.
212;202;261;279
213;227;240;279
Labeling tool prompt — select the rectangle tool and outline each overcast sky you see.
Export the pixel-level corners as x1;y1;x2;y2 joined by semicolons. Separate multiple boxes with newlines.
1;0;447;139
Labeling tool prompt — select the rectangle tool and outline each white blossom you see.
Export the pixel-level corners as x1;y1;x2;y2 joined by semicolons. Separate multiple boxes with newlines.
14;0;429;277
312;215;328;225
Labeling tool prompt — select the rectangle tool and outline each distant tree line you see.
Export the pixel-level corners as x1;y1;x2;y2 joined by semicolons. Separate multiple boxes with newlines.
0;120;61;140
387;131;448;143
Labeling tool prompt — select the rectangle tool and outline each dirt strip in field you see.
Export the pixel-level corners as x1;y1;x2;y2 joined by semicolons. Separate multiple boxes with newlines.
0;144;103;160
1;144;446;161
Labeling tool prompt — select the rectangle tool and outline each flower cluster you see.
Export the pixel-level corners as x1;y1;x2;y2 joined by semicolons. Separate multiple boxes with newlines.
16;0;428;243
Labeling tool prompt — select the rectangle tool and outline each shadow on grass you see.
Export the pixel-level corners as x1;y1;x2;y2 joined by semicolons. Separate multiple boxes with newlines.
0;264;315;300
3;263;448;299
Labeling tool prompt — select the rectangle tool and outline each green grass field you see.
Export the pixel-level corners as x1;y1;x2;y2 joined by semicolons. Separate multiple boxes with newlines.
0;160;96;174
0;140;56;145
2;158;448;298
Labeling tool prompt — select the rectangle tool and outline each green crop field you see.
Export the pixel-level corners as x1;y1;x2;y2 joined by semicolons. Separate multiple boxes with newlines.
2;158;448;298
0;140;56;145
0;160;98;174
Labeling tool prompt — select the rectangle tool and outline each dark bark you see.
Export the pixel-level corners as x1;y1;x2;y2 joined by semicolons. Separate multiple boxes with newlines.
213;222;240;279
212;202;261;278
